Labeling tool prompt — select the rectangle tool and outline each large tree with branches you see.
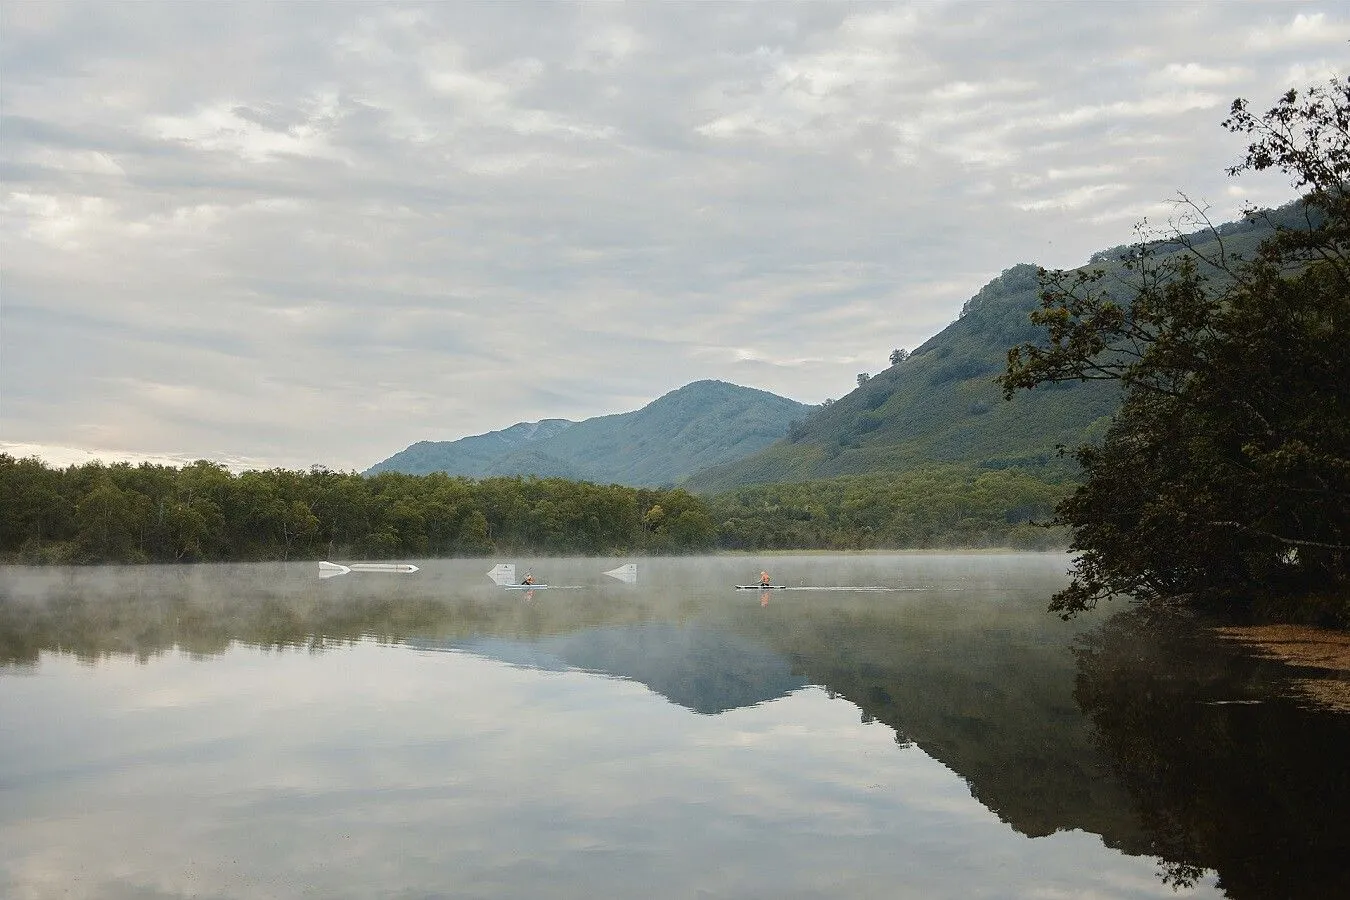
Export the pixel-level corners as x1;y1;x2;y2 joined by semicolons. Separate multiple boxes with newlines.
1001;78;1350;622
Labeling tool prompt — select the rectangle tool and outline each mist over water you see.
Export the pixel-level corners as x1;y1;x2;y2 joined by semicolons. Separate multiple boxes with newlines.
2;554;1346;898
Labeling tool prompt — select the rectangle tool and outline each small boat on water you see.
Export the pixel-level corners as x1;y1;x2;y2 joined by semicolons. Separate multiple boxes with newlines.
735;584;787;590
319;561;419;578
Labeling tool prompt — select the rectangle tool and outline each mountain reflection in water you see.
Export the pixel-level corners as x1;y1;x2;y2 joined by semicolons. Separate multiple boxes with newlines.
1;555;1346;899
412;623;808;714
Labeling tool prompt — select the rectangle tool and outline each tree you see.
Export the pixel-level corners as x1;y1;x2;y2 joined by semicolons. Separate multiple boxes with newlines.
890;348;909;366
74;478;147;562
667;508;717;550
856;373;870;386
0;454;74;556
1001;78;1350;621
280;499;320;560
458;509;492;553
159;497;220;561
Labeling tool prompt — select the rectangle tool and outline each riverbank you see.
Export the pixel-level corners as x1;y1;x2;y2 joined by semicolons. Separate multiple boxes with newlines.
1216;624;1350;714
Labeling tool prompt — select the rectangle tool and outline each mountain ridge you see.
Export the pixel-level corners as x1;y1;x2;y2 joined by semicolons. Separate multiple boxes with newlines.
367;379;814;486
682;202;1302;493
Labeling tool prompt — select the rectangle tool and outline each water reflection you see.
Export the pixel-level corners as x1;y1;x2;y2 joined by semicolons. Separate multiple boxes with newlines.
1072;608;1350;898
1;556;1345;898
413;624;807;714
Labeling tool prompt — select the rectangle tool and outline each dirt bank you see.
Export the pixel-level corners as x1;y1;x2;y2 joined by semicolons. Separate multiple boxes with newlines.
1215;624;1350;714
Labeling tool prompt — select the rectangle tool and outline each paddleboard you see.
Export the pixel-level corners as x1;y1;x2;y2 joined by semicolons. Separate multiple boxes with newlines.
735;584;787;589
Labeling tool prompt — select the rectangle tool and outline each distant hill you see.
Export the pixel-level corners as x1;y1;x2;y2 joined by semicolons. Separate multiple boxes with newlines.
683;202;1300;493
367;380;814;487
367;418;576;478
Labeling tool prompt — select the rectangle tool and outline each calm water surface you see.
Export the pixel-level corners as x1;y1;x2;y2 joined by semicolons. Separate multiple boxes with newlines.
1;554;1346;899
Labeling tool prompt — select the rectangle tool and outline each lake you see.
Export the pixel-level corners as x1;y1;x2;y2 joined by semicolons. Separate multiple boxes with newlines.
1;553;1347;899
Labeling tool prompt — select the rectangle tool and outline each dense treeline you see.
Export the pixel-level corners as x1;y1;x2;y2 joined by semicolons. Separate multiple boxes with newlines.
0;454;1069;564
706;466;1070;551
0;454;718;563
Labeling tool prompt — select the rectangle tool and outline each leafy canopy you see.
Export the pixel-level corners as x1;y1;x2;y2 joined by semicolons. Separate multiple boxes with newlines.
1001;78;1350;621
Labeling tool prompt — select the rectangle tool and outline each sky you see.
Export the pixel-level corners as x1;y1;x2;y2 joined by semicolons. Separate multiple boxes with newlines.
2;2;1346;474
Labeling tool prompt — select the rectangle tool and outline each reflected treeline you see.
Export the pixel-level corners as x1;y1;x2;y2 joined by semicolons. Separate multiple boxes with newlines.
0;564;664;667
715;593;1350;899
1;566;806;716
1073;608;1350;899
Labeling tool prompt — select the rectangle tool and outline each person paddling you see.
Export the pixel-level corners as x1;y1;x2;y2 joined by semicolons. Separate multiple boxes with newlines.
759;570;771;587
521;572;535;585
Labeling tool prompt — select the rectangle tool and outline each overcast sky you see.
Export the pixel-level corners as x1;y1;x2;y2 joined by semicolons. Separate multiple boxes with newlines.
2;2;1345;473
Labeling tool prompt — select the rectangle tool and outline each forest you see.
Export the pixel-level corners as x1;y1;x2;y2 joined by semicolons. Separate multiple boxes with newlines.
0;454;1068;564
705;465;1068;551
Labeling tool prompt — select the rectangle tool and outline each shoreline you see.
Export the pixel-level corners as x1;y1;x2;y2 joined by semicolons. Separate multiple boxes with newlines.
1215;624;1350;714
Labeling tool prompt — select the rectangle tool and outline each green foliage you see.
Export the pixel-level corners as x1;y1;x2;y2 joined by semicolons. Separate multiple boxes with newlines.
0;456;724;563
705;465;1071;551
1001;78;1350;621
0;454;1076;561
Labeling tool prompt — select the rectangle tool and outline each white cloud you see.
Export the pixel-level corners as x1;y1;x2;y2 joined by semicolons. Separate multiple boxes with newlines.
931;78;1037;101
1152;62;1247;87
1246;11;1348;49
22;147;127;177
570;23;645;72
1033;91;1224;130
6;191;113;249
149;99;350;164
839;7;922;42
1283;61;1349;87
1017;183;1131;213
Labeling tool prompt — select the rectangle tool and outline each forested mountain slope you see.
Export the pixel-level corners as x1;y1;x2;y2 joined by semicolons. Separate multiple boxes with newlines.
683;205;1297;494
368;380;814;487
684;264;1120;492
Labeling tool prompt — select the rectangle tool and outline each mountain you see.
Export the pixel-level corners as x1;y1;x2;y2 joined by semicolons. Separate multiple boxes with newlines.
683;204;1299;493
366;418;575;478
683;264;1119;492
367;380;814;487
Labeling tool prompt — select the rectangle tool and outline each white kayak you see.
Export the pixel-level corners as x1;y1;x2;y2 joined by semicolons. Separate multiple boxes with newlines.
320;561;419;578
